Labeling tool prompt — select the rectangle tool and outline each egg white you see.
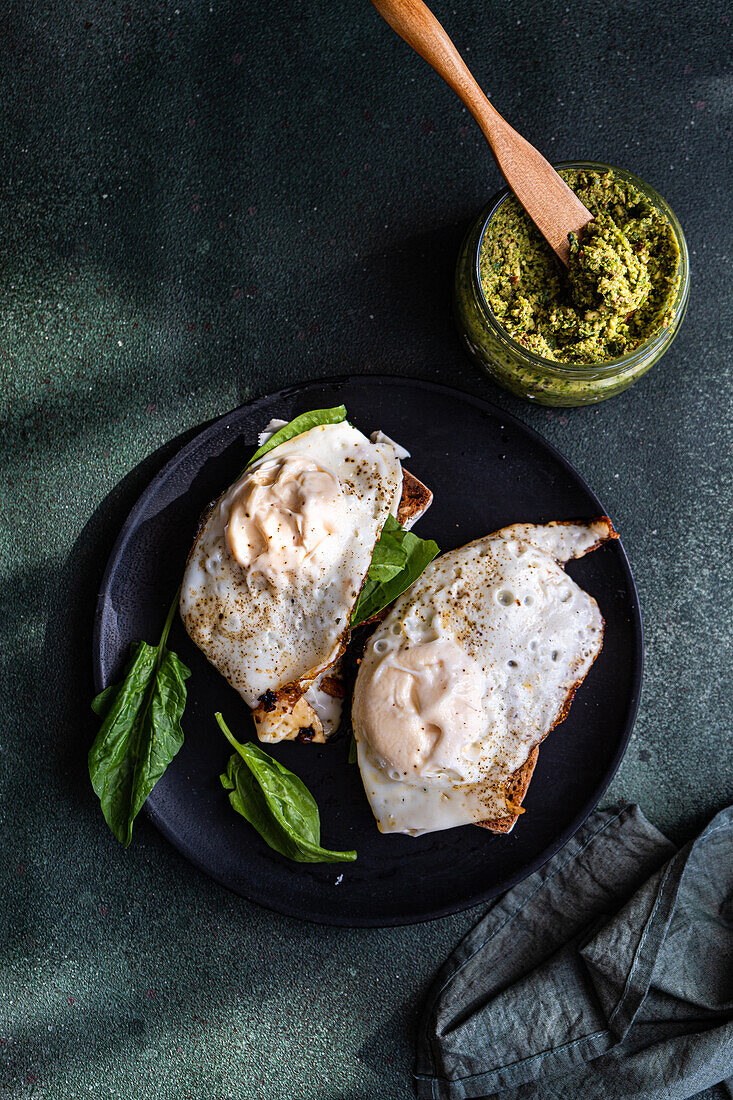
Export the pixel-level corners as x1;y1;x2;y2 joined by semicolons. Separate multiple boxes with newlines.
180;421;402;726
353;520;614;835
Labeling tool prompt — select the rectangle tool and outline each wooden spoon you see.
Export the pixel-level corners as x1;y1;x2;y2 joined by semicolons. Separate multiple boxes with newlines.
368;0;592;265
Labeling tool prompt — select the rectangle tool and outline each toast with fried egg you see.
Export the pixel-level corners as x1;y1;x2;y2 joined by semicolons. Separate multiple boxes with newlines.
352;518;617;836
180;410;434;747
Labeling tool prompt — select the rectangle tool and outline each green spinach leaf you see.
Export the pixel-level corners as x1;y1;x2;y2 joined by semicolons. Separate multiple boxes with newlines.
91;682;119;719
246;405;347;467
216;713;356;863
352;514;439;625
89;592;190;847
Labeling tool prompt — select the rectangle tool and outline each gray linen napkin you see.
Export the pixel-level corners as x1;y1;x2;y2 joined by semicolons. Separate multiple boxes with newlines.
415;804;733;1100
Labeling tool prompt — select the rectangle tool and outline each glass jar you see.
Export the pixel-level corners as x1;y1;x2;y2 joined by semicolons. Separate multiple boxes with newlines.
453;161;690;406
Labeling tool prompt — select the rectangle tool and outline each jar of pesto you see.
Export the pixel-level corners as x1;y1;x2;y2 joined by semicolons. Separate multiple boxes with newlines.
454;162;689;406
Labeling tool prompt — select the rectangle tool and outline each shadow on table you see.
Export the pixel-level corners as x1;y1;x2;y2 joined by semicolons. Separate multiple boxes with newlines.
5;428;207;942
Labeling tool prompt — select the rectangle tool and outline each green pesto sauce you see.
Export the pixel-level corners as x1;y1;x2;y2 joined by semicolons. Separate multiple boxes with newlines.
479;169;680;364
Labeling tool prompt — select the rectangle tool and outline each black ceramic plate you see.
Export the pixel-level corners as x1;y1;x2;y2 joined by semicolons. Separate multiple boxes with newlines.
94;377;642;926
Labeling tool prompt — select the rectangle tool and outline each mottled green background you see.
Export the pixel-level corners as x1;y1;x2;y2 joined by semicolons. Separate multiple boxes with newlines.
1;1;731;1097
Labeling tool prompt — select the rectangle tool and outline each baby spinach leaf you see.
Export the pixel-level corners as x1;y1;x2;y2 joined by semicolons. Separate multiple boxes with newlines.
363;514;410;582
216;713;356;863
89;592;190;847
246;405;347;467
352;514;439;626
220;754;302;858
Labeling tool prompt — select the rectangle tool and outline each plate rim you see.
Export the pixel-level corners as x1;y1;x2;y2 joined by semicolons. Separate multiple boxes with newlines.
93;373;644;927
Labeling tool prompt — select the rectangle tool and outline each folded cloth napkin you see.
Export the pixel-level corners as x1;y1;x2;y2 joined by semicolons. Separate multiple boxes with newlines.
415;804;733;1100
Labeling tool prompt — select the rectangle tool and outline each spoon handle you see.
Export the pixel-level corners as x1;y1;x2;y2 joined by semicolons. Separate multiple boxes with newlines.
369;0;499;133
368;0;591;265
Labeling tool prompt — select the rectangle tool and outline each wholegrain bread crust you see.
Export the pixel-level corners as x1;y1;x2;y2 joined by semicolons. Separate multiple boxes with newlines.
478;746;539;833
396;469;433;529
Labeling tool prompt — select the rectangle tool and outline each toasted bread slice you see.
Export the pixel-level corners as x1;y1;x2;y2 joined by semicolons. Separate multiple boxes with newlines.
397;469;433;530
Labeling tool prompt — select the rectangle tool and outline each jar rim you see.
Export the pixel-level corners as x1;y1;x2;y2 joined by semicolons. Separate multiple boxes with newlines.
473;160;690;379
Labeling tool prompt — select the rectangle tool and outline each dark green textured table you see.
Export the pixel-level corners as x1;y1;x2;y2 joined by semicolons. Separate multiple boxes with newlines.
1;1;731;1097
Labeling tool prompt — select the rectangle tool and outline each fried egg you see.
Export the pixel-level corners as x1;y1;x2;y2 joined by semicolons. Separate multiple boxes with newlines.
352;519;617;835
180;420;404;742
